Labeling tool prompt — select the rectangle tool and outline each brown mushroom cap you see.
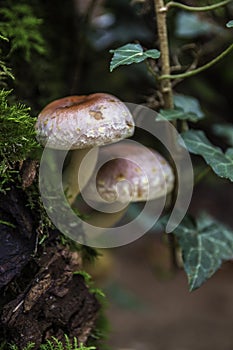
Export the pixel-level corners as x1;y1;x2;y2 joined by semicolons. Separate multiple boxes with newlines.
35;93;135;150
85;143;175;203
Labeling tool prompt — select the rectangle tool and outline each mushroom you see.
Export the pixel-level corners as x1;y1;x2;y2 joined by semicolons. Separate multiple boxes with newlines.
80;142;175;228
35;93;135;204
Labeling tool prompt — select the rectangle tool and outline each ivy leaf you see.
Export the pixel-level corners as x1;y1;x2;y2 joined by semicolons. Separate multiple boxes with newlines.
174;94;204;119
212;124;233;146
157;108;201;122
158;94;204;122
174;214;233;291
181;130;233;181
175;12;220;38
157;108;195;122
226;20;233;28
109;43;160;72
226;148;233;159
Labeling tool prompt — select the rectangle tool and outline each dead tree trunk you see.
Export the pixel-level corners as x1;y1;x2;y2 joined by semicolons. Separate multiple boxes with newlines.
0;184;100;348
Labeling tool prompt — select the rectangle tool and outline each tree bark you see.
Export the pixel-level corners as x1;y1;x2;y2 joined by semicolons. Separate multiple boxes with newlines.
0;181;100;348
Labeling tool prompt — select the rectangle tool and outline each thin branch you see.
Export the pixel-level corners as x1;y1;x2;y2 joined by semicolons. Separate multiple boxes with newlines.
171;43;199;72
160;43;233;80
154;0;179;271
166;0;232;12
154;0;174;109
145;60;159;79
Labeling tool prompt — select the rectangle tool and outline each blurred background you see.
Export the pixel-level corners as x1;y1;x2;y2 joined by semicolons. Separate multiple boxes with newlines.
1;0;233;348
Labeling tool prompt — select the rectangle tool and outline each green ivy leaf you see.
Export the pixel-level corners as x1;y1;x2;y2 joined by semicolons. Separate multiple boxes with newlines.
213;123;233;146
174;214;233;291
157;108;201;122
175;12;220;38
226;20;233;28
181;130;233;181
109;43;160;72
226;148;233;159
174;94;204;119
158;94;204;122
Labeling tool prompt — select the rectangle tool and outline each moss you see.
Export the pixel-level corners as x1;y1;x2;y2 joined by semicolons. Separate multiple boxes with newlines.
0;3;46;62
1;336;96;350
0;89;40;193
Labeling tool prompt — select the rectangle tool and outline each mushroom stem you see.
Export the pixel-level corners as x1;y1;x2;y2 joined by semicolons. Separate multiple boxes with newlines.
63;147;99;205
83;206;128;228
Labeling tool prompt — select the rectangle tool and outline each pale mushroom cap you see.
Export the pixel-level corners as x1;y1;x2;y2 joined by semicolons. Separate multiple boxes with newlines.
86;143;174;203
35;93;135;149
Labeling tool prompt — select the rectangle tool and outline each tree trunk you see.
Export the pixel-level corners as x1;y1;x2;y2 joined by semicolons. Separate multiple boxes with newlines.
0;181;100;348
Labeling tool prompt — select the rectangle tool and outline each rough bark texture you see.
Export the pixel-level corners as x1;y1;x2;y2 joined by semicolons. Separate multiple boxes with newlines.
0;187;37;289
0;183;100;348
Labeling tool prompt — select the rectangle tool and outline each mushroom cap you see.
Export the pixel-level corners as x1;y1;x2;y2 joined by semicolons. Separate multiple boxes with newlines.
35;93;135;150
85;143;174;203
